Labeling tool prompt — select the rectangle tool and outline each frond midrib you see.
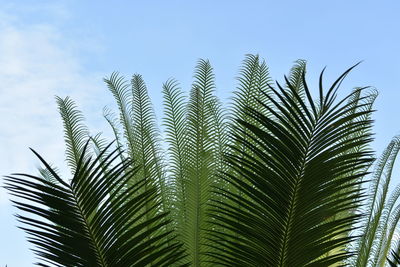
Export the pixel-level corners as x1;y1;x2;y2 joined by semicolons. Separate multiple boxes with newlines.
73;191;108;267
277;118;315;266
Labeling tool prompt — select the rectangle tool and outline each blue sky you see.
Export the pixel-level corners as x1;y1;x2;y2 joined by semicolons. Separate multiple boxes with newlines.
0;0;399;265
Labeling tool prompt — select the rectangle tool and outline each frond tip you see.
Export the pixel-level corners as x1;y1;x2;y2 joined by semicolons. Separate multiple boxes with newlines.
56;96;90;173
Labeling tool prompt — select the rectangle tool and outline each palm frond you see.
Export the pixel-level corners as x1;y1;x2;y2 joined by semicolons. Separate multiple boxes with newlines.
286;59;307;102
90;132;109;158
90;132;113;172
184;59;219;265
56;96;90;173
103;107;126;163
388;240;400;267
162;79;188;235
208;96;229;179
4;142;187;266
208;65;374;266
38;165;60;185
355;136;400;266
224;55;274;246
230;54;273;130
331;87;377;262
376;198;400;266
130;74;170;214
104;72;136;158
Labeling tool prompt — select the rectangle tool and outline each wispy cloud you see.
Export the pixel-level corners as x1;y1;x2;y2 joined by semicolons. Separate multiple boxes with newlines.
0;3;106;205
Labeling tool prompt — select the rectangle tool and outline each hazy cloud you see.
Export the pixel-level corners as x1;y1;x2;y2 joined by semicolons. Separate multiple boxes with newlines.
0;4;105;205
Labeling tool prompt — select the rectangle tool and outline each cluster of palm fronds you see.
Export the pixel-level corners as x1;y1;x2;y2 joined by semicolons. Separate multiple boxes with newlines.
4;54;400;266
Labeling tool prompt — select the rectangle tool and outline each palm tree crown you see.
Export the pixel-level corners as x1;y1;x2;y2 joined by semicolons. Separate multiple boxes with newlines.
4;55;400;267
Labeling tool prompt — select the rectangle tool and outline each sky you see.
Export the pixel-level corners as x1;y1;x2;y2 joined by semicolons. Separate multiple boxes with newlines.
0;0;399;265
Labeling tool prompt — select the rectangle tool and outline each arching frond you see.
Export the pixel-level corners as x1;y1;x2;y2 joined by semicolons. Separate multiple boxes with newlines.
130;74;170;214
90;132;113;172
225;55;274;245
331;87;377;263
90;133;109;158
4;143;187;266
355;136;400;266
184;59;219;266
208;96;229;179
56;96;90;173
103;107;126;163
286;59;307;102
388;240;400;267
230;54;273;130
104;72;136;158
376;199;400;266
162;79;188;235
208;65;374;266
38;165;60;185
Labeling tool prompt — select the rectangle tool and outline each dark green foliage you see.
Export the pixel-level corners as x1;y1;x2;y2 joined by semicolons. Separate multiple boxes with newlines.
4;143;186;267
208;66;374;266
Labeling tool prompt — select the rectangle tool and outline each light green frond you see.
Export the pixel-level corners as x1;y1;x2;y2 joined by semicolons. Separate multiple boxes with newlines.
91;132;109;156
230;54;273;130
130;74;171;221
162;79;188;233
104;73;171;243
343;87;378;155
208;96;229;177
90;132;113;171
56;96;90;173
376;187;400;266
356;135;400;267
184;59;218;266
38;165;61;185
286;59;307;102
329;87;378;263
103;107;126;163
104;72;136;158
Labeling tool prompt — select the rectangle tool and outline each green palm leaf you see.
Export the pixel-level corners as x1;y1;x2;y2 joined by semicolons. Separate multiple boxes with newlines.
376;197;400;266
208;96;229;181
286;59;307;103
230;54;273;130
331;87;377;263
4;143;186;266
184;59;219;266
130;74;169;212
223;55;274;248
103;107;126;164
209;65;374;266
388;241;400;266
355;136;400;266
56;96;90;172
104;72;136;159
162;79;188;236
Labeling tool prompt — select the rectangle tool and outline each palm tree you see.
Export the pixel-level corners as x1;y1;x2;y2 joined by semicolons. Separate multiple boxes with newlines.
4;55;400;266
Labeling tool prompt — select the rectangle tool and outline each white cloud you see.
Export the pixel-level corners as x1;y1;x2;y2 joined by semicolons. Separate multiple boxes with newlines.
0;6;106;205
